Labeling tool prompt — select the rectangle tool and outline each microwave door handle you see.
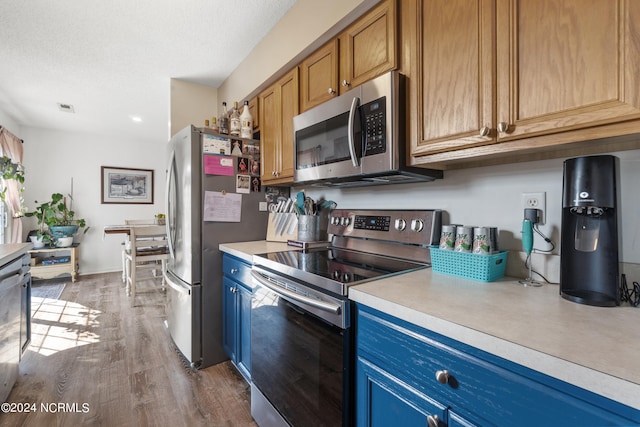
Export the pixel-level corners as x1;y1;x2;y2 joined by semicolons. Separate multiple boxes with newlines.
347;96;360;167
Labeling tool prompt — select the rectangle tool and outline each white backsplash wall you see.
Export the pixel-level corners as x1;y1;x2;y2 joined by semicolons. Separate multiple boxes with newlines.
298;149;640;281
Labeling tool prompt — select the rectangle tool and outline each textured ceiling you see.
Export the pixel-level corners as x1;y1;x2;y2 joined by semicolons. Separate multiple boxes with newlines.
0;0;296;143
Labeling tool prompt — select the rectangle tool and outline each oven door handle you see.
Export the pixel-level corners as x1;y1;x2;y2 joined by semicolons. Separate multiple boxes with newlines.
251;270;341;315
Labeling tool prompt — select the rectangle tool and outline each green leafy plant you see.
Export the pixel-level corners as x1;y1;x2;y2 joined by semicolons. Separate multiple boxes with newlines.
0;155;25;203
25;192;88;234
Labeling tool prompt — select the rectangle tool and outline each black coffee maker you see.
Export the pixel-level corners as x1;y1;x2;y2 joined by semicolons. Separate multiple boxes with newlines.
560;155;620;306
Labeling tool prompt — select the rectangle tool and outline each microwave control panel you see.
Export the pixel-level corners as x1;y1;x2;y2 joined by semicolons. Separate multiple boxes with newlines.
362;97;386;156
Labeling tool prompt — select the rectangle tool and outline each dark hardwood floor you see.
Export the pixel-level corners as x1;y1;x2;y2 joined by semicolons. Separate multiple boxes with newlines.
2;272;257;427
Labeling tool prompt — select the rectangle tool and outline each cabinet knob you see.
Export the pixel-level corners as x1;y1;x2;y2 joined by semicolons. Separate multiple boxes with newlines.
271;171;276;176
479;126;491;137
327;88;336;95
342;80;350;87
427;415;440;427
435;369;450;385
230;268;238;274
497;122;509;133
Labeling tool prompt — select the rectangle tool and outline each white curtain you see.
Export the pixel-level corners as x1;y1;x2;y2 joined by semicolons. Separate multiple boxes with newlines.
0;126;24;243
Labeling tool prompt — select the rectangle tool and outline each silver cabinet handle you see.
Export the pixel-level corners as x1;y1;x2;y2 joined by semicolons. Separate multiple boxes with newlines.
427;415;440;427
342;80;350;87
435;370;450;385
230;268;238;274
327;88;336;95
479;126;490;137
497;122;509;133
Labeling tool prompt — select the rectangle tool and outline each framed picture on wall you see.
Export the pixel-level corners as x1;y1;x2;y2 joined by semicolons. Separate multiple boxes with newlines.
101;166;154;204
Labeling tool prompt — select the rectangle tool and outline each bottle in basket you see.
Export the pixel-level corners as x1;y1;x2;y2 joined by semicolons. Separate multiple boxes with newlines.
472;227;491;254
454;226;473;253
439;225;456;250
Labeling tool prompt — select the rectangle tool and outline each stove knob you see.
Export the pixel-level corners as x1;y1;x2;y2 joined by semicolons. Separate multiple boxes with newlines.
411;219;425;232
343;273;351;282
331;216;340;225
395;218;406;231
333;270;341;279
341;217;351;226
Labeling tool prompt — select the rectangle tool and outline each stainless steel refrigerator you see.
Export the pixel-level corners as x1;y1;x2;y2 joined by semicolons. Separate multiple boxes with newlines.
164;125;267;369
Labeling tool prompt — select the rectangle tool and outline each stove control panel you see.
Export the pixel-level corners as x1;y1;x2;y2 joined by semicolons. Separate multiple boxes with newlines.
328;209;442;246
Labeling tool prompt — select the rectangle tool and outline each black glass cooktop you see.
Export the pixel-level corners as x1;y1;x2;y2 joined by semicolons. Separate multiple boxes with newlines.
253;247;428;296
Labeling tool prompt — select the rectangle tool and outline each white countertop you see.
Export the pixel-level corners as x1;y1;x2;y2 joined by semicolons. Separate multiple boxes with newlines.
219;241;640;411
0;243;33;266
219;240;291;263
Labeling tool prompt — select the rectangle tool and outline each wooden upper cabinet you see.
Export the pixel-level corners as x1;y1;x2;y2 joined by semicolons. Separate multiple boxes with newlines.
299;0;398;112
279;69;298;182
410;0;495;156
247;96;259;133
259;68;299;185
496;0;640;141
300;40;339;112
339;0;397;92
411;0;640;159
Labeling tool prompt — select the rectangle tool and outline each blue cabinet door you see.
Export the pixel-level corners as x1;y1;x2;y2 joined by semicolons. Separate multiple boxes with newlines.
357;356;447;427
222;254;253;381
222;276;237;362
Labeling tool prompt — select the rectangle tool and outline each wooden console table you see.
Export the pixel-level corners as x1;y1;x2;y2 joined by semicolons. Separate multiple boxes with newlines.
28;244;79;282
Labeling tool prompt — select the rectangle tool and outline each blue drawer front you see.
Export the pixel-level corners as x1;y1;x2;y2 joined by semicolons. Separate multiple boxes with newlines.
222;254;253;289
356;304;639;427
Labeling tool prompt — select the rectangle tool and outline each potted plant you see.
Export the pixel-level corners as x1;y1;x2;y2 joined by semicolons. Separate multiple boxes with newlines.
24;199;54;248
155;213;166;225
25;192;88;247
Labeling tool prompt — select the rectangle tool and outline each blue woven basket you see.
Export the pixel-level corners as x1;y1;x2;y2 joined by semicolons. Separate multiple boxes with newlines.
430;246;508;282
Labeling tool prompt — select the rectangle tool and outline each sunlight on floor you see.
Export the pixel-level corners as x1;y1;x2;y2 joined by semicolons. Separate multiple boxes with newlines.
30;297;101;356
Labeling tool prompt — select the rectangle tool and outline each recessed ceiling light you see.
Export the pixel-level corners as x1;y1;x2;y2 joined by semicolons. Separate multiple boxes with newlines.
57;103;75;113
130;116;142;122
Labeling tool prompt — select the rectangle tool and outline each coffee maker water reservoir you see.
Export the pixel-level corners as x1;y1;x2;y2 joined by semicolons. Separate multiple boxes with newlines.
560;155;620;306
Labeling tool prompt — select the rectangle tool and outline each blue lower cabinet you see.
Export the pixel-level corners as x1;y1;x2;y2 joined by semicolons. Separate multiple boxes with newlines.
357;356;449;427
355;304;640;427
222;254;253;381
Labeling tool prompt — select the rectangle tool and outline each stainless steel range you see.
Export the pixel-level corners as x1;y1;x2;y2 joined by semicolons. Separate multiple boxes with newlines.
250;209;442;427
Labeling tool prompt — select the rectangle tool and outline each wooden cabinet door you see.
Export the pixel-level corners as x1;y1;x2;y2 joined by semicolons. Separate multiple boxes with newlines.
259;84;278;183
300;40;339;112
410;0;496;157
339;0;398;93
278;67;299;182
496;0;640;141
259;68;298;184
247;96;259;132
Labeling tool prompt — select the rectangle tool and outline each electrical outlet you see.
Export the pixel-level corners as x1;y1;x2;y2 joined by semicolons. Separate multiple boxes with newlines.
521;192;546;225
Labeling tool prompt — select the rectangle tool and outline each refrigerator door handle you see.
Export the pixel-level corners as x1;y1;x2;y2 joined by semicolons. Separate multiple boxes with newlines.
165;149;176;259
164;271;190;296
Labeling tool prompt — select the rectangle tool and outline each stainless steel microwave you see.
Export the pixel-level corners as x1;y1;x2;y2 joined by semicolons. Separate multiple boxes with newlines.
293;71;443;187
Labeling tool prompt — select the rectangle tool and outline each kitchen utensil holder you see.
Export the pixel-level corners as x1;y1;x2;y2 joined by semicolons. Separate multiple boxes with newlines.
430;246;508;282
297;215;319;242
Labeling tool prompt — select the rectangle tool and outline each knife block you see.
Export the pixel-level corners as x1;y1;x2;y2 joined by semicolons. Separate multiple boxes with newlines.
266;213;298;242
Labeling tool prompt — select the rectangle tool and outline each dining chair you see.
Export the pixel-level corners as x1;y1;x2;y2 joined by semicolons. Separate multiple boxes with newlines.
121;219;156;283
123;225;169;307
